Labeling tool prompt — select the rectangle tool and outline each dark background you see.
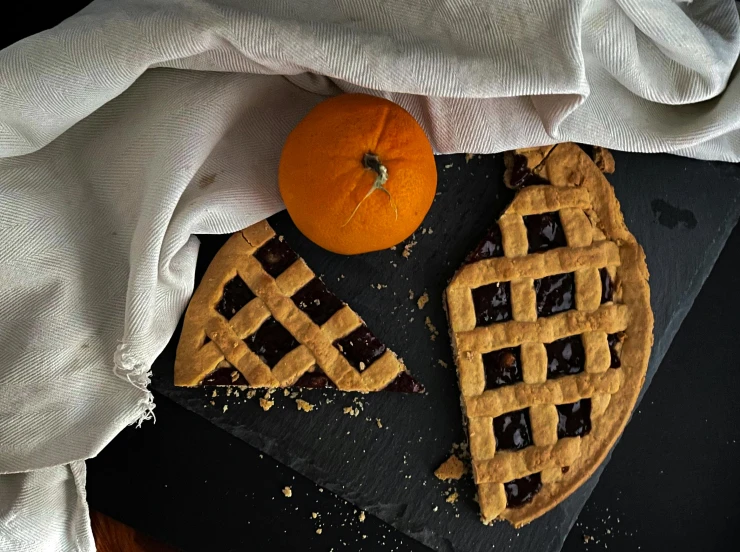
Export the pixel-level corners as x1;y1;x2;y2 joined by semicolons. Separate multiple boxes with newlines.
5;3;740;551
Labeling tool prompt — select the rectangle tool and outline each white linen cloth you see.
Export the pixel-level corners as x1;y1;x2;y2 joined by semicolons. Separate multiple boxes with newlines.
1;1;738;549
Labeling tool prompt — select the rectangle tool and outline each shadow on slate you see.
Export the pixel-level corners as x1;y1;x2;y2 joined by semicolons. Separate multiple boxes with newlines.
151;151;740;552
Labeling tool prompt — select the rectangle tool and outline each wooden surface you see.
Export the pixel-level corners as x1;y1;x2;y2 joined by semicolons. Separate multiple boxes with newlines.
92;511;178;552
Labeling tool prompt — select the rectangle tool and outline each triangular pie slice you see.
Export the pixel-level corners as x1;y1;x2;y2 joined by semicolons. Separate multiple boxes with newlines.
445;143;653;527
175;220;423;393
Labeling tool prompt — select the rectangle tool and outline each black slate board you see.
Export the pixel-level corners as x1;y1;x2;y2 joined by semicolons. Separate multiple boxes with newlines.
151;151;740;552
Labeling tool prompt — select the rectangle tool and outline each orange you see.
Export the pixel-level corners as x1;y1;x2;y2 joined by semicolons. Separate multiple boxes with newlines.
278;94;437;255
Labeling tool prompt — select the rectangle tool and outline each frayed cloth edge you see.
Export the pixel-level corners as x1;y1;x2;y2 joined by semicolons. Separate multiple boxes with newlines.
113;343;156;427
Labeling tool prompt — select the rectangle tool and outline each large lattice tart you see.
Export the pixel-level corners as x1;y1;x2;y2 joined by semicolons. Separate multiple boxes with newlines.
175;220;422;393
445;143;653;526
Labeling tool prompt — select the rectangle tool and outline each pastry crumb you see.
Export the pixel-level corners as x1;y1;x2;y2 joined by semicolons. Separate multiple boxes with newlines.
435;455;466;481
358;511;366;522
376;418;383;429
402;240;417;258
246;390;256;399
296;399;313;412
444;163;453;169
230;370;240;383
259;398;274;411
375;283;387;290
209;400;215;406
289;391;299;399
438;359;448;368
416;292;429;310
211;389;218;398
592;146;616;174
315;528;322;535
433;505;439;512
446;492;459;504
222;404;228;413
283;389;290;397
226;387;233;397
465;153;474;163
408;289;415;300
282;486;292;498
343;406;360;417
425;317;439;340
237;385;247;391
311;512;318;519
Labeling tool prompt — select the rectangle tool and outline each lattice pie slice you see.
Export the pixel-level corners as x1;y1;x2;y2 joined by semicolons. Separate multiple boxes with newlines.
175;221;423;393
445;143;653;527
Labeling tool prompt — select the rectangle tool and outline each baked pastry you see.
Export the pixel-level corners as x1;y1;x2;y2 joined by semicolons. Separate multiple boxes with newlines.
445;143;653;526
175;220;423;393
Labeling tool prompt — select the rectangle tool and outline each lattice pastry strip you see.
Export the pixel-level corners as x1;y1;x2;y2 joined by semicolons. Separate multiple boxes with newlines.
175;220;423;393
445;143;652;526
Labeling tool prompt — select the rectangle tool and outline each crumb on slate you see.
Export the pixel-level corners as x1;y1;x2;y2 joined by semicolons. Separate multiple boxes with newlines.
465;153;474;162
446;492;459;504
260;398;274;411
425;317;439;340
296;399;313;412
222;404;228;413
417;292;429;310
359;511;366;522
376;418;383;429
438;359;448;368
435;455;466;481
246;390;256;399
282;486;292;498
315;528;322;535
408;289;415;300
402;240;417;258
343;406;360;417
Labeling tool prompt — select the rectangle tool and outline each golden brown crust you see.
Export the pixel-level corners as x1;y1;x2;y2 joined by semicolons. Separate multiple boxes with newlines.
174;220;409;391
434;455;466;481
592;146;616;174
445;142;653;527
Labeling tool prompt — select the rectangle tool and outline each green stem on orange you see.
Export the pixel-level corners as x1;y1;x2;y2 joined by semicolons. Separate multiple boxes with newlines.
342;152;398;227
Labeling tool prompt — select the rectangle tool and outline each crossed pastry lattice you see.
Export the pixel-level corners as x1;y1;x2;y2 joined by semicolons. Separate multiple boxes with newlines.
175;220;405;391
446;183;628;522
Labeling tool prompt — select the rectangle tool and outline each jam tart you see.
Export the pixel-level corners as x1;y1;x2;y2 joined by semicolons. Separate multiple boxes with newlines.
445;143;653;526
175;221;423;393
